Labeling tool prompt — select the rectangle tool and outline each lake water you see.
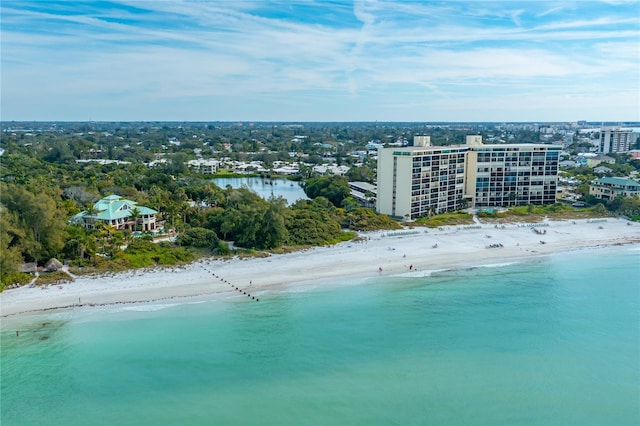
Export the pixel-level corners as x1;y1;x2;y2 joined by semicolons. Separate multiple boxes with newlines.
212;177;308;205
2;246;639;425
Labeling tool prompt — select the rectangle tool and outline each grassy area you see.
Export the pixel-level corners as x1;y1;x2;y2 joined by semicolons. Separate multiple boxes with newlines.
67;240;197;276
115;240;195;268
330;231;358;243
477;204;612;224
407;204;614;228
233;249;271;258
65;230;357;277
412;212;475;228
35;270;74;286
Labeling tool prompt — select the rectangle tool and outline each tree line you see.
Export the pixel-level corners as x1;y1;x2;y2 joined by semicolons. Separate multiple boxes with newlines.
0;161;399;289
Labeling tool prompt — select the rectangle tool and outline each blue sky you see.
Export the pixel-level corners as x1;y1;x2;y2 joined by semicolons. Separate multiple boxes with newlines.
1;0;639;122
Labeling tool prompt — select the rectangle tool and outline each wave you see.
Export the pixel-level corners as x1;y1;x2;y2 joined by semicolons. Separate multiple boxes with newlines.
471;262;518;269
395;261;519;278
276;287;320;296
114;297;226;312
394;269;449;278
119;303;183;312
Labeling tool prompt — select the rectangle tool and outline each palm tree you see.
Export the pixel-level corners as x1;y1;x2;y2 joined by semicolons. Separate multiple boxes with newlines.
84;204;98;229
93;222;111;255
128;207;142;232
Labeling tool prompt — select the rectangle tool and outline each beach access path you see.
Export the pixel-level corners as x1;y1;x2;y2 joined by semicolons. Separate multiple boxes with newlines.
2;217;639;319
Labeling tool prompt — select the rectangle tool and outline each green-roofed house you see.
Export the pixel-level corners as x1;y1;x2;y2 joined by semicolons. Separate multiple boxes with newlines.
70;195;159;232
589;177;640;201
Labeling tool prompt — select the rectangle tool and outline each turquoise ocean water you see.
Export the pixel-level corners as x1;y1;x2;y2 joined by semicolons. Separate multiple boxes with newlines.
2;246;639;425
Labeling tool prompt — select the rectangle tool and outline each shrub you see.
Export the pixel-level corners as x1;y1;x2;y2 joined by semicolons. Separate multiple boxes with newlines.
415;212;474;228
176;227;221;249
342;208;402;231
120;239;195;268
0;271;32;291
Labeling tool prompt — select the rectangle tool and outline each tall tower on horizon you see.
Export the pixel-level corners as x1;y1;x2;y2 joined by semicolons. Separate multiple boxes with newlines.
599;127;636;153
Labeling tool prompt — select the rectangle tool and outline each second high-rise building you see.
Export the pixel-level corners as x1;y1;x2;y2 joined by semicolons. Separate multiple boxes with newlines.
377;136;561;219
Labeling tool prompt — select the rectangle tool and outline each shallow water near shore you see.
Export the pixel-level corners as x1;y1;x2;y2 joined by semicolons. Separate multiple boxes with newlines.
2;246;639;425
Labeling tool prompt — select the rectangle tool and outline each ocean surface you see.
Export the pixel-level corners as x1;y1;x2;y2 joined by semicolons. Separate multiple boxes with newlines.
2;246;639;426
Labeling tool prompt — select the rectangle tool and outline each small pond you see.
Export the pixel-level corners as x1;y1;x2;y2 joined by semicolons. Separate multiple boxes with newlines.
212;177;308;205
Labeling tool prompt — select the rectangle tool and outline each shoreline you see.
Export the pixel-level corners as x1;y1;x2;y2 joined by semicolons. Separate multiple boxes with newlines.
2;217;639;322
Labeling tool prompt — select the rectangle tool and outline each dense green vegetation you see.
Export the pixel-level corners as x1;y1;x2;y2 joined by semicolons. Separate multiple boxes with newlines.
343;207;403;231
0;123;406;290
473;203;616;223
176;227;226;251
508;204;577;216
286;198;345;245
413;212;475;228
577;195;640;221
606;196;640;220
0;173;401;289
302;175;351;207
2;121;638;290
115;239;195;269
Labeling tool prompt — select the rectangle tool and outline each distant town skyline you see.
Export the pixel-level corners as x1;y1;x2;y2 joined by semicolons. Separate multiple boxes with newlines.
1;1;639;122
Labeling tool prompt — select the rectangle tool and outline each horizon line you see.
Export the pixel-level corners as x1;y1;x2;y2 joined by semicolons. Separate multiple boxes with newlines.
2;120;640;125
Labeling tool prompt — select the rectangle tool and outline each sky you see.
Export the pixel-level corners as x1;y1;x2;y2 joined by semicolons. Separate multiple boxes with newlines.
1;0;639;122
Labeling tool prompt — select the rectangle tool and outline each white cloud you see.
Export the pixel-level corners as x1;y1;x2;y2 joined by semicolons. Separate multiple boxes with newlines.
1;0;639;121
536;5;567;18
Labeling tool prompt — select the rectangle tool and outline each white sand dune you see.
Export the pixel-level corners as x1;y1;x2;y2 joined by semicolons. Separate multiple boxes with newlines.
2;217;639;319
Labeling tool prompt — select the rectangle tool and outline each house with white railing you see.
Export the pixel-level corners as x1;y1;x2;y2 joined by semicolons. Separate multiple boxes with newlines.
589;177;640;201
70;195;158;231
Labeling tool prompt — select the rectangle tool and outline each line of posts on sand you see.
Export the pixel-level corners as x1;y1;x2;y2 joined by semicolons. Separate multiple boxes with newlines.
13;272;260;337
207;270;259;302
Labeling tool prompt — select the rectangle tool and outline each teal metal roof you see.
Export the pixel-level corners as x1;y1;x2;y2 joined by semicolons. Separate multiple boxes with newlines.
595;177;640;188
89;195;157;221
70;212;85;223
136;206;157;215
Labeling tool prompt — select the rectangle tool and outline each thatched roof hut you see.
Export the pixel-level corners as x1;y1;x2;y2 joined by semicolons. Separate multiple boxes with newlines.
44;258;64;272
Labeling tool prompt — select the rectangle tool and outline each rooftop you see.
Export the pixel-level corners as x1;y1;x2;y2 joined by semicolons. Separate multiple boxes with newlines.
594;177;640;188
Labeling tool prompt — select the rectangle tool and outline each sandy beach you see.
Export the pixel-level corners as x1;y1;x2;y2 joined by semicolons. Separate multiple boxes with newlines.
2;217;639;319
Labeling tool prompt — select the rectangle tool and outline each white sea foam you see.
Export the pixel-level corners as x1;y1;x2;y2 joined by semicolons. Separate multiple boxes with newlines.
279;287;316;294
472;262;518;269
395;269;448;278
183;300;208;305
119;303;182;312
395;262;517;278
3;218;638;319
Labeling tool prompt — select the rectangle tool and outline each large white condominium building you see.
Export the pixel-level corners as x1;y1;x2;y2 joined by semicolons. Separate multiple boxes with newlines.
377;136;561;219
599;127;637;154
